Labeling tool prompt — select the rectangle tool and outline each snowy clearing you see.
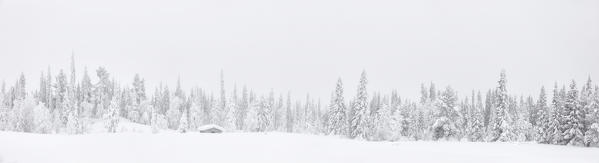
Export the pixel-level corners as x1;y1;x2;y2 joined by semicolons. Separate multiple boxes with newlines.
0;132;597;163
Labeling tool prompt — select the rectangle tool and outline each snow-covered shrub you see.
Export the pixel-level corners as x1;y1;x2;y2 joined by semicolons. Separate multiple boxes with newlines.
177;111;189;133
514;118;533;142
584;123;599;147
66;110;82;134
11;97;36;132
151;110;168;133
166;97;183;129
138;101;153;125
189;102;203;131
104;98;120;133
431;117;457;141
224;102;237;130
0;106;9;131
33;103;53;133
244;102;260;132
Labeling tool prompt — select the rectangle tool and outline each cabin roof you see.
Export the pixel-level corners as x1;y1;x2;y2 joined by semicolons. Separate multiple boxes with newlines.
197;124;225;131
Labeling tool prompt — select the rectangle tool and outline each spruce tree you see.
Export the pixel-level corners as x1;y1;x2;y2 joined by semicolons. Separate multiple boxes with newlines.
218;70;226;126
492;70;515;142
562;80;585;146
547;83;562;144
429;83;437;101
535;86;551;143
178;110;189;133
236;86;249;130
584;86;599;146
257;97;270;132
286;92;294;132
349;70;369;139
70;54;77;93
105;97;120;133
327;78;347;136
420;84;428;104
132;74;146;105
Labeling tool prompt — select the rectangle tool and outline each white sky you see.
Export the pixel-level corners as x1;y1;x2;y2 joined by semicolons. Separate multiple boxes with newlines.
0;0;598;101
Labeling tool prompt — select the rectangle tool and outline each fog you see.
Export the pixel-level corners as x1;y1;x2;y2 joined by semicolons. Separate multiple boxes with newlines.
1;0;598;100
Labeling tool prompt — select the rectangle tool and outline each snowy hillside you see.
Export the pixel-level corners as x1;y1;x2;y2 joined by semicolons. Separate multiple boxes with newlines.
0;132;597;163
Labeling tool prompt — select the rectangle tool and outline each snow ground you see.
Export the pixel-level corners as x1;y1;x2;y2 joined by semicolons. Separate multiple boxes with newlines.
85;118;174;134
0;131;598;163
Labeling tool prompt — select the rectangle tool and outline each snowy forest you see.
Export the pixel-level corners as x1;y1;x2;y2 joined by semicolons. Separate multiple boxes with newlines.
0;55;597;148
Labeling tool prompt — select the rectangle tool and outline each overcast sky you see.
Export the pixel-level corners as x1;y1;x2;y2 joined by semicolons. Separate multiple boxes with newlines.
0;0;598;100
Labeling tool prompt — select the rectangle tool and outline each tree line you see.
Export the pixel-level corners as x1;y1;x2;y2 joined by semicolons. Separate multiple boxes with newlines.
0;55;597;147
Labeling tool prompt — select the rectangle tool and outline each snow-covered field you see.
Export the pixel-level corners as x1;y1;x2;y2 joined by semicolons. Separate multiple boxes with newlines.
0;131;598;163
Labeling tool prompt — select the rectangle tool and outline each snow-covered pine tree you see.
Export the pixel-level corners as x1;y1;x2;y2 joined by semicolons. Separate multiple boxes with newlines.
132;74;146;105
585;123;599;147
66;109;81;134
151;105;159;133
326;78;348;136
581;78;598;146
70;53;76;91
257;97;271;132
483;90;494;129
105;97;120;133
55;70;69;126
420;84;428;104
271;94;283;131
562;80;585;146
212;70;227;127
349;70;369;140
458;97;470;139
203;92;214;125
372;96;395;141
390;90;401;114
584;86;599;146
429;83;437;102
46;67;55;110
65;90;81;134
95;67;112;118
39;72;48;107
236;86;249;130
466;105;484;141
16;73;27;101
174;78;185;99
224;97;237;130
557;85;568;141
581;77;593;124
166;97;183;129
368;93;383;139
492;70;516;142
285;92;294;132
547;83;563;144
432;86;459;140
32;103;52;133
300;94;312;132
11;96;35;133
268;90;278;131
150;105;168;133
178;110;189;133
244;99;260;132
535;86;552;144
80;67;93;117
188;99;202;128
69;54;79;114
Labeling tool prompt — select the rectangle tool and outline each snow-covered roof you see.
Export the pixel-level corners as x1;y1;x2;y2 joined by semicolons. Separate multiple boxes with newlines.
197;124;225;131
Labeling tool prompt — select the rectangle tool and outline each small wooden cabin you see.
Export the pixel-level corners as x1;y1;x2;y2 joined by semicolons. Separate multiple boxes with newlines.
198;124;224;133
